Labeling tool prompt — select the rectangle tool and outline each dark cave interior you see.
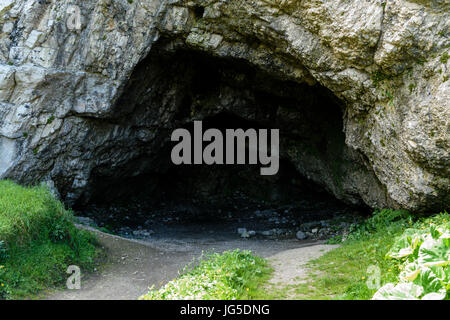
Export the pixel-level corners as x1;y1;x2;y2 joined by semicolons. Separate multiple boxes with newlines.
72;39;370;231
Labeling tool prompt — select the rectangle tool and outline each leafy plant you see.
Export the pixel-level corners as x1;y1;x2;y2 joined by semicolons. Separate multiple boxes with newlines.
372;213;449;300
140;249;271;300
0;265;11;299
346;209;413;241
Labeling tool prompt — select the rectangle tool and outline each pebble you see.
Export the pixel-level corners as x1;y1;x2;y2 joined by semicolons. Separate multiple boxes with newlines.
132;230;154;237
75;216;97;227
296;231;307;240
240;231;250;238
237;228;247;235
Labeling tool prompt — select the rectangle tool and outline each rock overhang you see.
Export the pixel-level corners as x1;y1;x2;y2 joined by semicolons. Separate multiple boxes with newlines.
0;0;448;212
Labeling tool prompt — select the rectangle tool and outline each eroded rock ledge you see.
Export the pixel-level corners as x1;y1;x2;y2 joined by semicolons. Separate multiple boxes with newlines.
0;0;448;212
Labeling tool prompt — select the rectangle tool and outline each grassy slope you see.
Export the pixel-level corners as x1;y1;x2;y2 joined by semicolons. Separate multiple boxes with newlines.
0;180;99;299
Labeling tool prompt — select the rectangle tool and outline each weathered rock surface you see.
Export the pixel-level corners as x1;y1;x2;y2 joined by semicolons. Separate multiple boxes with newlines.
0;0;448;212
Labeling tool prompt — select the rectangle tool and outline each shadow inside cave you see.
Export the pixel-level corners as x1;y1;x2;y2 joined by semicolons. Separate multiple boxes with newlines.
73;113;367;242
69;39;370;241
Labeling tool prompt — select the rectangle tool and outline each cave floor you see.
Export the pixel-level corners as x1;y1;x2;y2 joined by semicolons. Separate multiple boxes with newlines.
45;193;364;299
75;193;364;244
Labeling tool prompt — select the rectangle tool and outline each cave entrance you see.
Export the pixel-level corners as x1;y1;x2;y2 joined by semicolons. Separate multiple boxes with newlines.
73;39;368;241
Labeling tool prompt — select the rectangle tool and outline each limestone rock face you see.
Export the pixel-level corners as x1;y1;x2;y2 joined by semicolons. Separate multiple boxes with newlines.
0;0;448;212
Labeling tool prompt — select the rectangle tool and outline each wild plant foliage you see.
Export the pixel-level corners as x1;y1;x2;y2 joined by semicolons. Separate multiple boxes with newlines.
373;213;449;300
140;249;270;300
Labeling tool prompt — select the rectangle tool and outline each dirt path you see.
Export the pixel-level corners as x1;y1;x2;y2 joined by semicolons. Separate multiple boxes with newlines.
267;244;339;299
46;226;338;300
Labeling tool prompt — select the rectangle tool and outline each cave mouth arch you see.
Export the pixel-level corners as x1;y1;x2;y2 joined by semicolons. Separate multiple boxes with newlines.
72;39;370;232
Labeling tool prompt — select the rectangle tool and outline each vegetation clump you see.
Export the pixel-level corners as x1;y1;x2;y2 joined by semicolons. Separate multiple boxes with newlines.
140;249;271;300
440;52;448;64
371;71;393;87
0;180;98;299
372;213;449;300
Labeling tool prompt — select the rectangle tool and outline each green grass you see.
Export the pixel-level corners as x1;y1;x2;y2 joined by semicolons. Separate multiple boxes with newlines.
0;180;99;299
140;249;272;300
257;209;449;300
296;230;404;299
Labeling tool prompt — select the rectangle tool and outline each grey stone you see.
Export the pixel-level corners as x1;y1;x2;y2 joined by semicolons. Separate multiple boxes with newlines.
261;230;274;237
240;231;250;238
237;228;247;235
296;231;307;240
75;216;97;227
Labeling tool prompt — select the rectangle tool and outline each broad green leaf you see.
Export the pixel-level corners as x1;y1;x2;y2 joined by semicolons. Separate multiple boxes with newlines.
388;234;412;259
441;232;450;248
414;267;446;299
418;237;450;267
388;230;426;259
429;265;446;282
422;292;446;300
444;266;450;284
430;225;442;239
411;236;422;252
400;263;420;281
372;283;423;300
389;247;413;259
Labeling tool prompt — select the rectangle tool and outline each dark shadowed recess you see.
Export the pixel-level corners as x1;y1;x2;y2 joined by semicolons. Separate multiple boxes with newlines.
73;39;369;226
